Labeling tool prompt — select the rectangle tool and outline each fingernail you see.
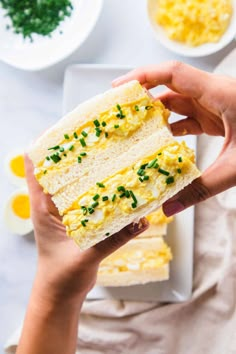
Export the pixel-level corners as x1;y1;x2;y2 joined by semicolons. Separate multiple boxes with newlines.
163;201;185;217
127;217;149;235
112;76;126;86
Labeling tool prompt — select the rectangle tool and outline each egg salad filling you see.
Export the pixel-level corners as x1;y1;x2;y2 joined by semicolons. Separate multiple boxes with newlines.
146;208;173;225
98;242;172;274
35;99;168;179
63;141;195;239
156;0;232;46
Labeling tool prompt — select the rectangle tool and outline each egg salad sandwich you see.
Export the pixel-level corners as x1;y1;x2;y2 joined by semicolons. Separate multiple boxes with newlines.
97;208;173;286
28;80;200;250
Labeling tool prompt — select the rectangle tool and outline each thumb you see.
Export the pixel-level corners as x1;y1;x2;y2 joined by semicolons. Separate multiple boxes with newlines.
163;151;236;216
87;217;149;262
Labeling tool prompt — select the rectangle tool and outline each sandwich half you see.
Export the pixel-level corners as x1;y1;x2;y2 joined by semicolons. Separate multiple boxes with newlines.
28;80;201;250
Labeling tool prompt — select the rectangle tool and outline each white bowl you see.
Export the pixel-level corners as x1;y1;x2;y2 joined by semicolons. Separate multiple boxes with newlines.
0;0;103;71
147;0;236;57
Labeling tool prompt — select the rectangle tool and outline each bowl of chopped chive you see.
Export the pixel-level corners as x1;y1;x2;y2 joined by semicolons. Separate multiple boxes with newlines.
0;0;103;70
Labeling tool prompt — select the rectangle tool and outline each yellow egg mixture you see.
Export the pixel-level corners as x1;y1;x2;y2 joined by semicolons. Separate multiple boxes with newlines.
99;242;172;274
156;0;232;46
35;99;168;179
63;141;195;240
146;207;173;225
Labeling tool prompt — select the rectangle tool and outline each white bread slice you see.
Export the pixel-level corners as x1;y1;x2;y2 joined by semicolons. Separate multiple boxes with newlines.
97;237;171;286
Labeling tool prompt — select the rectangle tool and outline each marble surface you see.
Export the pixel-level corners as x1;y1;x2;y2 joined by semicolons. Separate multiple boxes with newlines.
0;0;235;350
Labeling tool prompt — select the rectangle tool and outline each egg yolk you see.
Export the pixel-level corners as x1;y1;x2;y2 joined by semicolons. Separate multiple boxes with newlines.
10;155;25;178
12;194;30;219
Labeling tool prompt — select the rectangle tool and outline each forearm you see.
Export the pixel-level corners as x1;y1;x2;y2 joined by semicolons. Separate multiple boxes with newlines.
16;275;85;354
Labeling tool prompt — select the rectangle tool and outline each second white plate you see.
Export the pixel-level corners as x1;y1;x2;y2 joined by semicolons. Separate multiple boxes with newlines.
63;64;196;302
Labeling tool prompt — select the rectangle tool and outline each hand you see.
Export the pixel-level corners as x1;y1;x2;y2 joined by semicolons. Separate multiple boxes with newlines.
25;156;149;302
113;61;236;216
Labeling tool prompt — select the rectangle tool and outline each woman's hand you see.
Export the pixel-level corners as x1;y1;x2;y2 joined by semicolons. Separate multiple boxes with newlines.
113;61;236;216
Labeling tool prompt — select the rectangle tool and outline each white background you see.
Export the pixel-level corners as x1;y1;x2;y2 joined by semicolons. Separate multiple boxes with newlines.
0;0;235;350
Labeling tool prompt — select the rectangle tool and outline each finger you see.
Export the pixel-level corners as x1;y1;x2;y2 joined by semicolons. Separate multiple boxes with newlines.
170;117;202;136
85;217;149;262
157;90;196;117
24;154;45;199
112;61;210;99
163;150;236;216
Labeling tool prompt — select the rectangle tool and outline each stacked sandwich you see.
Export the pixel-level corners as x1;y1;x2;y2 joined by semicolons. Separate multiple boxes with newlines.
29;80;200;277
97;208;174;286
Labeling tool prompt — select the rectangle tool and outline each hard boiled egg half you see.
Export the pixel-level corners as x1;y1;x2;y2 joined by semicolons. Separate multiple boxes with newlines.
4;150;26;187
4;188;33;235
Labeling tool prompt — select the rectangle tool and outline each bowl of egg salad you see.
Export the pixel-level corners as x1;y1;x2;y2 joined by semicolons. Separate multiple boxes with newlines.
147;0;236;57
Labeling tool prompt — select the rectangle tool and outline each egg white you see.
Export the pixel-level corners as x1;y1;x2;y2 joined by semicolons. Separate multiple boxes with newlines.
4;149;27;187
4;188;33;236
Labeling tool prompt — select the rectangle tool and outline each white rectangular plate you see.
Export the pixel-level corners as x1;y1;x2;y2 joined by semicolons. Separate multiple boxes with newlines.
63;64;196;302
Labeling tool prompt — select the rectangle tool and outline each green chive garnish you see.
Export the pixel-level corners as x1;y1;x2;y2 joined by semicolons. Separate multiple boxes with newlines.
135;105;139;111
117;186;125;192
147;158;157;168
46;156;50;161
143;175;149;181
64;134;69;139
130;190;137;204
139;177;144;183
93;194;100;201
140;163;148;169
125;190;130;198
114;124;119;129
91;201;99;208
119;192;126;198
177;168;182;174
158;168;169;176
48;145;60;150
117;104;121;110
158;152;162;156
80;152;87;156
73;132;78;139
93;119;100;127
131;202;137;209
166;176;175;184
81;206;87;215
105;132;109;138
81;131;88;137
153;163;159;169
77;156;82;163
145;105;153;110
178;156;183;162
112;194;116;202
137;168;145;176
63;153;67;157
59;147;65;152
96;182;105;188
81;220;88;227
69;145;74;151
50;154;61;163
102;121;107;127
88;207;95;214
80;138;86;147
43;170;47;174
96;130;101;137
102;196;109;201
106;232;110;236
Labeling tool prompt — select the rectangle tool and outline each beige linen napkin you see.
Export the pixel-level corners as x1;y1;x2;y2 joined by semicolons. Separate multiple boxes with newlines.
5;49;236;354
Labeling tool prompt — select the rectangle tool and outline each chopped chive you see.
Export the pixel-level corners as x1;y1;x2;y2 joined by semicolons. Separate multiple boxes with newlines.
69;145;74;151
139;177;144;183
125;190;130;198
117;186;125;192
81;220;87;227
73;132;78;139
77;156;82;163
91;201;99;208
114;124;119;129
130;190;137;204
102;121;107;127
119;192;126;198
137;168;145;176
81;206;87;215
112;194;116;202
46;156;50;161
48;145;60;150
158;168;169;176
50;154;61;163
93;194;100;201
153;163;159;169
80;152;87;156
105;232;110;236
116;113;121;118
93;119;100;127
79;138;86;147
116;104;126;118
147;158;157;168
102;196;109;201
166;176;175;184
143;175;149;181
63;153;67;157
88;207;95;214
140;163;148;170
135;105;139;111
43;170;47;174
116;104;121;110
177;168;182;174
131;202;137;209
81;131;88;137
96;130;101;137
59;147;65;152
96;182;105;188
105;132;109;138
64;134;70;139
158;152;162;156
178;156;183;162
145;105;153;110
